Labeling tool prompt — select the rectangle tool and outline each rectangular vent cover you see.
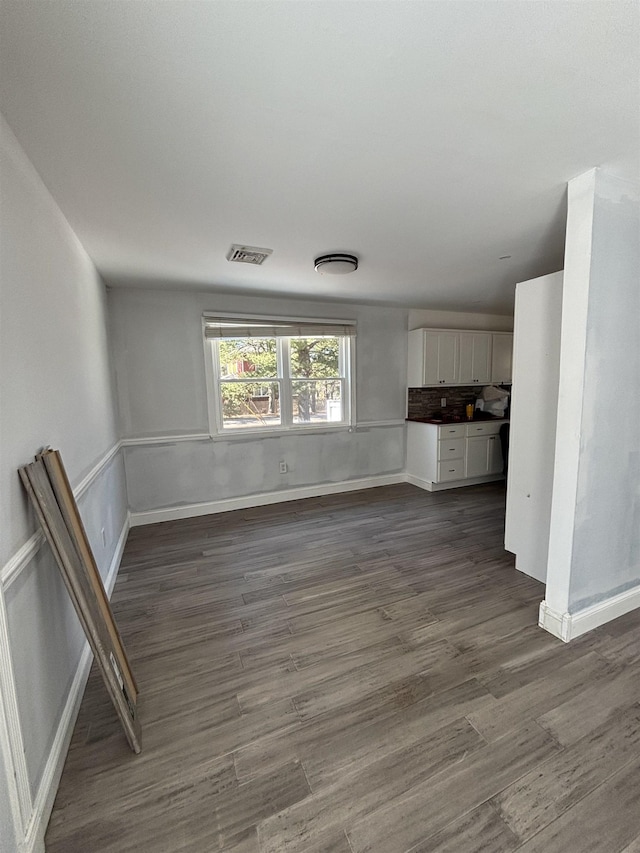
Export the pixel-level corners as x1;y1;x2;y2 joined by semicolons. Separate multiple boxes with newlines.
226;244;273;265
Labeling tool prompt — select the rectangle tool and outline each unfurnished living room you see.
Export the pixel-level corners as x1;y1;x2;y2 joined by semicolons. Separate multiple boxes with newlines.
1;2;639;852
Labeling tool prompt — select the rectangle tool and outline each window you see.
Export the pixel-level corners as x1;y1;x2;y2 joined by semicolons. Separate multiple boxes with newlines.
203;316;356;434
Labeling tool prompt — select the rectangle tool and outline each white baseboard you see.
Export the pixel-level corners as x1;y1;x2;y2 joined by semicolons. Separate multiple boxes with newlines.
22;644;92;853
405;473;504;493
539;584;640;642
404;473;436;492
538;601;570;641
22;515;129;853
129;473;406;526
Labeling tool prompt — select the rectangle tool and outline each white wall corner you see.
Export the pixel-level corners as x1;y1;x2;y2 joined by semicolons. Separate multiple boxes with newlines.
404;473;435;492
544;168;597;617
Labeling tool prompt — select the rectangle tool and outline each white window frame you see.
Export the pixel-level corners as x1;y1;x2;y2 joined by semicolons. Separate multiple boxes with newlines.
202;312;356;438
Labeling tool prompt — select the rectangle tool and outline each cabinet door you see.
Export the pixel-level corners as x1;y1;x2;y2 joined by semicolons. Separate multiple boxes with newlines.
424;331;458;385
487;434;504;474
407;329;426;386
491;333;513;384
459;333;492;384
465;436;490;477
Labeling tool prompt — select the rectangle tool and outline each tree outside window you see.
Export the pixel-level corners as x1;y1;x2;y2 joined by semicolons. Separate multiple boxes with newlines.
212;333;350;431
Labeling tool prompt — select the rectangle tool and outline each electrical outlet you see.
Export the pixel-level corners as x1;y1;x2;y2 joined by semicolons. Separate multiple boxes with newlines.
279;461;287;474
440;397;447;408
101;527;106;547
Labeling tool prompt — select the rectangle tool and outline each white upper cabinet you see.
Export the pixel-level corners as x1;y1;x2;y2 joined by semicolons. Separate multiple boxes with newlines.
458;333;492;385
491;333;514;384
408;329;458;386
423;331;458;385
408;328;513;387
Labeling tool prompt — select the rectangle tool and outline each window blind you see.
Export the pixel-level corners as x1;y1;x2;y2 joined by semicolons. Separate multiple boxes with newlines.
204;317;356;339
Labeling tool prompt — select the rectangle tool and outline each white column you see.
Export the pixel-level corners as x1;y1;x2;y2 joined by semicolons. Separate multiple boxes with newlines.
541;168;640;640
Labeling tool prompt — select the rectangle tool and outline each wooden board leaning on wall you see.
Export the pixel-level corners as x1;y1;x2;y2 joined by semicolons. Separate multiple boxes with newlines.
19;450;141;754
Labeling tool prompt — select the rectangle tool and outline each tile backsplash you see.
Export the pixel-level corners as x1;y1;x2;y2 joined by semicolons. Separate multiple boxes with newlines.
408;386;511;420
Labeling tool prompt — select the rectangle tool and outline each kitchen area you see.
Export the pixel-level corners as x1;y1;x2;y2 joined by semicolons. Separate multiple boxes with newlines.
405;327;512;492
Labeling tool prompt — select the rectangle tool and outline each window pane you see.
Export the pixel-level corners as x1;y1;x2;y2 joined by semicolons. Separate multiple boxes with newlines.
218;338;277;379
290;336;340;379
292;380;342;424
220;382;281;429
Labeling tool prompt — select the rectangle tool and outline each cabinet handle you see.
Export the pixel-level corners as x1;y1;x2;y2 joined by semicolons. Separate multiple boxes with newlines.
448;469;455;472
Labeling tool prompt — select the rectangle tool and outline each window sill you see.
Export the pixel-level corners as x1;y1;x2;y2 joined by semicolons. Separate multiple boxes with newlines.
209;424;354;440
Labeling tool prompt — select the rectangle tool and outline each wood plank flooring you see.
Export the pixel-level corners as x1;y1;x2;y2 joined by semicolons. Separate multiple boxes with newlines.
45;483;640;853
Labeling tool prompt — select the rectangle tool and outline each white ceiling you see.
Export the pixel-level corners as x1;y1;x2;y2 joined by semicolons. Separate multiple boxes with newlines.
1;1;638;313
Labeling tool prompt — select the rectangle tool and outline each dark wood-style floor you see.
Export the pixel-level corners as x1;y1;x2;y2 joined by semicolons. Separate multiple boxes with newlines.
46;483;640;853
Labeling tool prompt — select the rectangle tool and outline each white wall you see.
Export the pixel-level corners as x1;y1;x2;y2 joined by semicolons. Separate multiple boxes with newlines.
108;287;408;520
408;308;513;332
544;168;640;635
0;746;18;853
567;171;640;609
505;271;563;583
0;117;128;852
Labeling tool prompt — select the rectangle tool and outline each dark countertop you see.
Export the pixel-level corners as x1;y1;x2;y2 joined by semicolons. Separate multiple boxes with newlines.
406;416;509;426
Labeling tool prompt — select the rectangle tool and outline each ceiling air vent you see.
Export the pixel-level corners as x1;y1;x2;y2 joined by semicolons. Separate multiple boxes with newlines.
226;244;273;265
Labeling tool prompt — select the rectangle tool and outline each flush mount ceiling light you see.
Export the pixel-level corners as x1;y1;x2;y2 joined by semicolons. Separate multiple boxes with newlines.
314;253;358;275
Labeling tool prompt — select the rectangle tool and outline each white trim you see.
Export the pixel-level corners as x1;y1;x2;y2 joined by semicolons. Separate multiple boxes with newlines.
120;433;211;447
0;678;23;853
129;473;406;527
405;473;504;493
202;309;357;327
21;513;129;853
0;583;32;843
202;316;219;440
539;584;640;643
538;600;571;642
119;421;404;449
356;419;406;428
208;425;353;441
405;473;436;492
74;441;121;499
1;532;45;589
104;514;130;597
22;643;92;853
1;443;121;589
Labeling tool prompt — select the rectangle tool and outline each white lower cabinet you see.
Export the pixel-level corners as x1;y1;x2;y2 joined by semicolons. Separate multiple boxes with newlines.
465;434;503;477
407;419;506;491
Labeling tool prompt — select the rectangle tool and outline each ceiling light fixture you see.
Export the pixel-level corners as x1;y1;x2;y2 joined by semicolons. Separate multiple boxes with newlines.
314;253;358;275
